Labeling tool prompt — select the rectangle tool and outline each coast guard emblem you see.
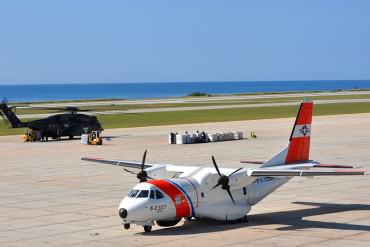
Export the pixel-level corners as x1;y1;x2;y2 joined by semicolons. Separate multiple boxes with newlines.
300;125;310;136
175;195;181;205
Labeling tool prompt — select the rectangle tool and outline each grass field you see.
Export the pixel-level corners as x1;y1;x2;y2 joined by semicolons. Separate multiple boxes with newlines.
2;101;370;136
12;93;370;115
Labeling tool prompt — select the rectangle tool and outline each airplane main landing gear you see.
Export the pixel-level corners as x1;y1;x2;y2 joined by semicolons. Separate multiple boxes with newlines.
123;223;130;230
143;225;152;232
227;215;248;224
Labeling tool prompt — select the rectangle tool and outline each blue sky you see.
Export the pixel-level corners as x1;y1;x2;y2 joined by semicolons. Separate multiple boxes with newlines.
0;0;369;84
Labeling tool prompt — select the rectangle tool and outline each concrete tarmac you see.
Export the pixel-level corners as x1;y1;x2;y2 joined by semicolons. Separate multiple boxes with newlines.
0;113;370;246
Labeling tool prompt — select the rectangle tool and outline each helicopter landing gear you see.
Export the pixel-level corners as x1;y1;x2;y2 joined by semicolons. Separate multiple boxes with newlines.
123;223;130;230
143;225;152;232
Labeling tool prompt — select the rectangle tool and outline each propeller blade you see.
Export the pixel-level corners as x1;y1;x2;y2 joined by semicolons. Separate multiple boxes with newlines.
123;168;137;175
211;155;222;176
211;183;221;190
226;187;236;205
141;150;147;172
228;167;243;177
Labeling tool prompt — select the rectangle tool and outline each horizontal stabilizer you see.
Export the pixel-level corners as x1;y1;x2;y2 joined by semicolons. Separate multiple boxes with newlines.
313;164;354;169
240;160;265;164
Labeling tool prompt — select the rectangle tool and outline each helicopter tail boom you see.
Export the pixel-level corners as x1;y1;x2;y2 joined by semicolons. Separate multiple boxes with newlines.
0;103;25;128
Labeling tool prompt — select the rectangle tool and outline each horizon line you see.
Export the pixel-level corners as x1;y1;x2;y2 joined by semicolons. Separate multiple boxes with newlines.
1;79;370;86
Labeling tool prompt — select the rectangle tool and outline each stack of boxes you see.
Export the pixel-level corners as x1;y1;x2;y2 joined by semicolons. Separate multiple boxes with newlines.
169;131;243;144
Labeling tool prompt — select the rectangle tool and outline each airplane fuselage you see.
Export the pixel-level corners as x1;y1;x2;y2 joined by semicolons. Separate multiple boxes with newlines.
119;167;290;226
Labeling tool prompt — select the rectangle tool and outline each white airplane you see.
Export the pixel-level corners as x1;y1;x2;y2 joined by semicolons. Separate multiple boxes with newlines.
82;100;368;232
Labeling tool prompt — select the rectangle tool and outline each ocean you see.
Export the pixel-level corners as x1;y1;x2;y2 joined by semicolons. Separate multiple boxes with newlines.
0;80;370;102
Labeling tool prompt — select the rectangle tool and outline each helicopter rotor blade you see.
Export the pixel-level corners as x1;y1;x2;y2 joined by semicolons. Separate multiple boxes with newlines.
28;105;93;112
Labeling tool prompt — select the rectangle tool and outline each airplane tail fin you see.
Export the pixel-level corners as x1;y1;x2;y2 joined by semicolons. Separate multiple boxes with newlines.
0;103;25;128
261;100;313;167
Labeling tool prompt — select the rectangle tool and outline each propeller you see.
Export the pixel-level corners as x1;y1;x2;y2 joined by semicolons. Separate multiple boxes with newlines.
211;155;243;205
123;150;152;182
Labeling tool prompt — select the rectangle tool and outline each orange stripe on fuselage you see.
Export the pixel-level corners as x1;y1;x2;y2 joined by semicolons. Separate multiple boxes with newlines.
146;180;191;218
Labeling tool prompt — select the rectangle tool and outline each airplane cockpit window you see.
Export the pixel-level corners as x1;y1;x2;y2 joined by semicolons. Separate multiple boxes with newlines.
149;190;155;199
155;190;164;199
128;189;163;199
137;190;149;198
129;190;139;198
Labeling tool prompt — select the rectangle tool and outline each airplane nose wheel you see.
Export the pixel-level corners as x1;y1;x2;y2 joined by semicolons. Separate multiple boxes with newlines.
143;225;152;232
123;223;130;230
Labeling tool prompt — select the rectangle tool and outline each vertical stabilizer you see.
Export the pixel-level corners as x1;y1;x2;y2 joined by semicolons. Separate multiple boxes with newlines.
285;100;313;163
262;100;313;167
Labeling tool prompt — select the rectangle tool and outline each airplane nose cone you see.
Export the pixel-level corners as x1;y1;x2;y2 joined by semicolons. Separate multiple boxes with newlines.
119;208;128;219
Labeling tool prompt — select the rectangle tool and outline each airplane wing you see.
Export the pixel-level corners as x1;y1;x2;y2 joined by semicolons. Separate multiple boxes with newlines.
247;168;368;177
81;157;152;169
81;157;199;178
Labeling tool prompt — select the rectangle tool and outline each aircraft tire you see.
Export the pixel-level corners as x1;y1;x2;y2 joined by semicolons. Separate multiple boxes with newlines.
143;225;152;232
123;223;130;230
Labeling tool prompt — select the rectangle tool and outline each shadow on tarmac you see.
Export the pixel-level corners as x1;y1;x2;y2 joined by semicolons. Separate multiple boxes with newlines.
145;201;370;235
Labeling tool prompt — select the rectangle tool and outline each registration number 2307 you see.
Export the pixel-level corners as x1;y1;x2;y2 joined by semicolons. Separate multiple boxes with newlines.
150;205;167;212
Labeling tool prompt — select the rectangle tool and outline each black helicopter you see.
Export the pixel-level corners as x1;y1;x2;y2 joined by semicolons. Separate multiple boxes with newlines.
0;101;103;141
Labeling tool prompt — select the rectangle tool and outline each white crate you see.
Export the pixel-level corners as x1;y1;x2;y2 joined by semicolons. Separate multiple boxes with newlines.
81;134;89;145
176;134;186;144
217;133;224;141
238;131;243;139
207;133;218;142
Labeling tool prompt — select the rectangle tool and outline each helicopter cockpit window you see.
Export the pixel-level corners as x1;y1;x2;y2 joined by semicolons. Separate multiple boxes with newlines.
129;190;139;198
137;190;149;198
155;190;164;199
